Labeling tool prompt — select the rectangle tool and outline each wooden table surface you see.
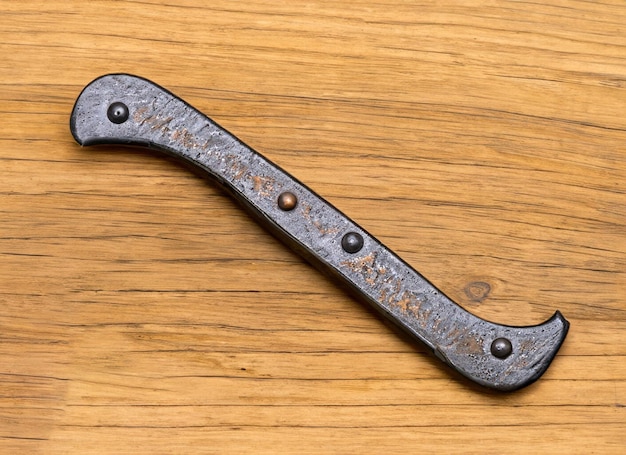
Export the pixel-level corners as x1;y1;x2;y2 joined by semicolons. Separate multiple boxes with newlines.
1;1;625;453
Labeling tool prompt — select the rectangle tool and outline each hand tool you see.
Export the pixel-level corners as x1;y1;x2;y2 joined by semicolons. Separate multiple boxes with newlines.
70;74;569;391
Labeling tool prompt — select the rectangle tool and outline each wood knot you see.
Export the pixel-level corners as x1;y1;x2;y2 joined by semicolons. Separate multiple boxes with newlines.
464;281;491;303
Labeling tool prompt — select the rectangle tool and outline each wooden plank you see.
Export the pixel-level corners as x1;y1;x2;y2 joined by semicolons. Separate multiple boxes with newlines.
1;1;624;453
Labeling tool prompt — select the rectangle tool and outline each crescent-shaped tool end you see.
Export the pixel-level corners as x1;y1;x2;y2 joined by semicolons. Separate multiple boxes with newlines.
438;310;569;391
70;73;156;148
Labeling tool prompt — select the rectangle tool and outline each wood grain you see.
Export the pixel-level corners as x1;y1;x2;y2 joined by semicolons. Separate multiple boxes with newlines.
1;1;624;453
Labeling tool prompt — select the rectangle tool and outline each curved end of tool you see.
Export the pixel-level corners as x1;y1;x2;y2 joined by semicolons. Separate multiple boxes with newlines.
70;74;115;146
70;73;153;148
438;310;569;392
498;310;569;391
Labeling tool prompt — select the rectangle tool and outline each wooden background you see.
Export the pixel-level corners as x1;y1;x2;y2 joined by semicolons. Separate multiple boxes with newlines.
1;1;624;453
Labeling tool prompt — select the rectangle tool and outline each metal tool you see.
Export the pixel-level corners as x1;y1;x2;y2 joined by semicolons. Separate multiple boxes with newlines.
70;74;569;391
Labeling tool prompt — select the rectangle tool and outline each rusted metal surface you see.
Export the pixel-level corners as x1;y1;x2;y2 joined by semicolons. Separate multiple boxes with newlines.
70;74;569;391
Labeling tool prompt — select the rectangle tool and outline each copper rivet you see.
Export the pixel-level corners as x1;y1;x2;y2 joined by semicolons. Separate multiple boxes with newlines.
278;191;297;211
341;232;364;254
490;338;513;359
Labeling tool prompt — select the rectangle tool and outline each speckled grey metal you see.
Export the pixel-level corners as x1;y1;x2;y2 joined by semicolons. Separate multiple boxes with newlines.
70;74;569;391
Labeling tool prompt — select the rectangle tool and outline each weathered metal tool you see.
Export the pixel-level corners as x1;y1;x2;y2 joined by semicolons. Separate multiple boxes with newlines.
70;74;569;391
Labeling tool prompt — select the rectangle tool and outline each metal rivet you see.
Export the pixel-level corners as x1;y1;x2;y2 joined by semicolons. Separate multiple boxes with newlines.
341;232;364;254
107;102;129;124
277;192;297;211
490;338;513;359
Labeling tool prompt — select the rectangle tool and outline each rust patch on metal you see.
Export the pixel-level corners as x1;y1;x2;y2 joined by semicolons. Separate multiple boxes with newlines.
452;335;485;357
150;116;174;131
342;252;393;288
223;154;248;180
172;127;198;149
133;106;149;123
350;264;431;329
341;252;376;272
391;290;423;315
250;175;275;197
300;203;340;235
134;108;177;137
233;164;248;180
